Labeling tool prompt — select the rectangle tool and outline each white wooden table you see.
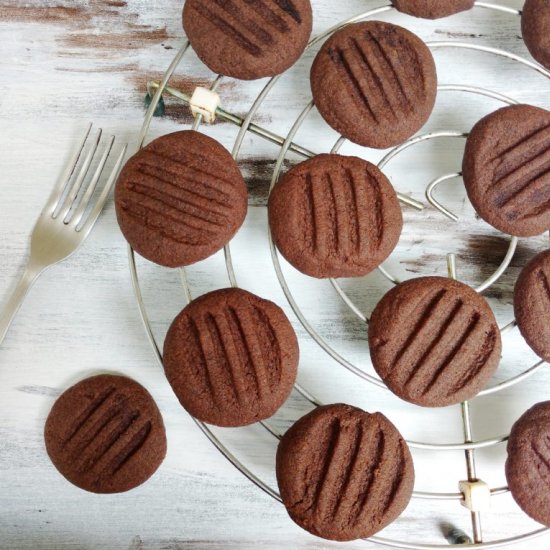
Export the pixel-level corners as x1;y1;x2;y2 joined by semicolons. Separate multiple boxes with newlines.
1;1;549;548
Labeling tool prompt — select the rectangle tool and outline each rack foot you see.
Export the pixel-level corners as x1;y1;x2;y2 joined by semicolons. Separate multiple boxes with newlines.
441;522;473;545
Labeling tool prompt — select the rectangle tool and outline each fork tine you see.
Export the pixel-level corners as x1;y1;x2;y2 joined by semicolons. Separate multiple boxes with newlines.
55;128;103;221
78;143;128;235
69;135;115;227
44;123;92;215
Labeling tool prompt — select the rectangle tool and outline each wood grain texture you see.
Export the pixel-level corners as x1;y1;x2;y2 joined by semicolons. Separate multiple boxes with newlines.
1;1;550;549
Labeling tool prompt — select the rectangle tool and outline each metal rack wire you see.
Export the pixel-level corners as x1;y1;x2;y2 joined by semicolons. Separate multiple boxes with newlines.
129;2;550;548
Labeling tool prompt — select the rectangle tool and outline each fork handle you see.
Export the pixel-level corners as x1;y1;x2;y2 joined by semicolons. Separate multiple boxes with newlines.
0;262;43;346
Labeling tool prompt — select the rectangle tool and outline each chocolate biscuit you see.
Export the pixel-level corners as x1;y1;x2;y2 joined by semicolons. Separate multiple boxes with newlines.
522;0;550;69
369;277;502;407
462;104;550;237
506;401;550;526
183;0;313;80
268;154;403;278
115;131;248;267
163;288;299;427
310;21;437;149
392;0;474;19
44;375;167;494
276;404;414;541
514;249;550;361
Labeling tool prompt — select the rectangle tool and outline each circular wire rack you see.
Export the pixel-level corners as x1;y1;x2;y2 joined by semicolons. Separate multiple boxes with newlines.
129;2;550;548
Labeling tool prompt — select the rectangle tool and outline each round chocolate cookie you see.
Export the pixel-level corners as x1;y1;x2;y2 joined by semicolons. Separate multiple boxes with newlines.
392;0;474;19
522;0;550;69
506;401;550;526
115;131;248;268
182;0;313;80
276;404;414;541
514;249;550;361
310;21;437;149
369;277;502;407
268;154;403;278
163;288;299;427
462;104;550;237
44;375;167;494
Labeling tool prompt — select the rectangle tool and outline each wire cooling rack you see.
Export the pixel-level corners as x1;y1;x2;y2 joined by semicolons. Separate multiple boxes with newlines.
128;2;550;548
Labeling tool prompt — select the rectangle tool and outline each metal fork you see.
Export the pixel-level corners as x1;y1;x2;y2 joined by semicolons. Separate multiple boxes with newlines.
0;123;127;345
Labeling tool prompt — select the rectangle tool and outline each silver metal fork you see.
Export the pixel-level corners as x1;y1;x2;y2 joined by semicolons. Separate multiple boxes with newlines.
0;123;127;345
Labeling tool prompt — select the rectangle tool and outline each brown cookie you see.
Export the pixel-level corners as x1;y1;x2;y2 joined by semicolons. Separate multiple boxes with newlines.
369;277;502;407
182;0;313;80
276;404;414;541
163;288;299;427
392;0;474;19
115;131;248;268
522;0;550;69
268;154;403;278
310;21;437;149
44;375;167;494
514;249;550;361
462;104;550;237
506;401;550;526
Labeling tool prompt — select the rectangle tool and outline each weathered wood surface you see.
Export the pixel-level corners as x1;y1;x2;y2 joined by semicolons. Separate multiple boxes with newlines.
1;1;549;549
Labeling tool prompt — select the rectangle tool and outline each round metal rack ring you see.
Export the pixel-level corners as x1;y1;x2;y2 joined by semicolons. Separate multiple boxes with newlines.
265;50;547;404
130;2;550;548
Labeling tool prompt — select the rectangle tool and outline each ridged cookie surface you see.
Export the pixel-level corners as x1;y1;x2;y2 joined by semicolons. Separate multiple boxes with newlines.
462;104;550;237
115;131;248;267
276;404;414;541
369;277;501;407
183;0;312;80
44;375;166;494
506;401;550;527
310;21;437;148
514;249;550;361
163;288;299;427
522;0;550;69
392;0;474;19
268;154;403;278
